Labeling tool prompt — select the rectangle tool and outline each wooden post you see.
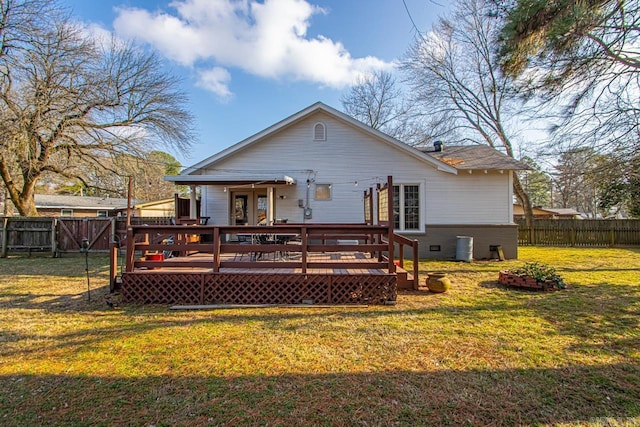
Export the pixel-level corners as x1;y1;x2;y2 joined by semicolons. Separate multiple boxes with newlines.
51;217;57;257
368;187;374;225
609;227;615;247
1;217;7;258
412;239;419;290
213;227;220;272
109;242;118;292
126;175;133;228
267;186;275;225
301;226;308;274
189;185;197;220
125;227;135;272
570;226;576;247
110;217;117;247
386;176;395;273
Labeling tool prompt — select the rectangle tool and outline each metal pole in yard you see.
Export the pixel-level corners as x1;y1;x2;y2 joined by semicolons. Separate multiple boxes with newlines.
81;238;90;301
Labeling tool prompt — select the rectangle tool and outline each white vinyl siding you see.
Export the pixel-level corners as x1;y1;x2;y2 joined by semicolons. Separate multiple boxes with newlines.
425;171;512;224
200;111;513;226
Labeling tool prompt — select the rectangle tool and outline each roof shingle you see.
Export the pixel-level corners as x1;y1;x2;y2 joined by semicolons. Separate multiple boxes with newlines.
422;145;530;170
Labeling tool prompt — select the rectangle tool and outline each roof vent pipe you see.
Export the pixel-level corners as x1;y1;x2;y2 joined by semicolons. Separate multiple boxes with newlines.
434;140;444;152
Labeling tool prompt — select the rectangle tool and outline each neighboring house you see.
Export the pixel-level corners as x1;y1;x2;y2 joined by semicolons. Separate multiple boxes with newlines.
35;195;174;218
167;102;528;259
115;198;175;218
547;208;583;219
35;195;129;218
513;204;583;220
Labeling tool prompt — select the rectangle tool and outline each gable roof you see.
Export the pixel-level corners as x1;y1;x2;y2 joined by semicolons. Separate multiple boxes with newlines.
35;195;132;210
423;145;530;171
132;198;174;209
176;102;459;178
513;204;582;218
545;207;582;217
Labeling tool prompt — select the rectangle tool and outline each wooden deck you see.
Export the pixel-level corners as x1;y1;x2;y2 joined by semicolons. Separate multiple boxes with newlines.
113;223;418;306
137;251;389;274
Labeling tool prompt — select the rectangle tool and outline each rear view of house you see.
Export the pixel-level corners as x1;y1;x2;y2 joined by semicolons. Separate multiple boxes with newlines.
167;102;527;259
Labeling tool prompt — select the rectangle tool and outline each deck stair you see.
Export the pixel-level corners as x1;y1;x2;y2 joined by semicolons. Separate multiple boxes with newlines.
395;266;415;290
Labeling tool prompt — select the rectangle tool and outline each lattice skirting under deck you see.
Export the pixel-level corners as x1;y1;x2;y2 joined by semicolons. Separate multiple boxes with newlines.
121;272;397;305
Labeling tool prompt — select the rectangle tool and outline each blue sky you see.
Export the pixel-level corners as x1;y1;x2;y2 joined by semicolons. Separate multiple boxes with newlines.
60;0;449;167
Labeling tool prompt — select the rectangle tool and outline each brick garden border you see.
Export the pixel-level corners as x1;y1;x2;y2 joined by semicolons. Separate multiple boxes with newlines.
498;270;561;291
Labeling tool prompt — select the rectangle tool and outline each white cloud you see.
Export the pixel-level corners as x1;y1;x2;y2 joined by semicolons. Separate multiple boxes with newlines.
196;67;233;100
113;0;394;96
83;22;114;46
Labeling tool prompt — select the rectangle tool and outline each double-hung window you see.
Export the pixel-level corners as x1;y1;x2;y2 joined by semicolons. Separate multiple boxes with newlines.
393;184;420;231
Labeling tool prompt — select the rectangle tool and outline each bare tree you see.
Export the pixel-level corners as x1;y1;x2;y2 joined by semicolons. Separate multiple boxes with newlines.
0;0;194;216
340;70;450;146
44;150;183;202
403;0;535;226
341;71;401;130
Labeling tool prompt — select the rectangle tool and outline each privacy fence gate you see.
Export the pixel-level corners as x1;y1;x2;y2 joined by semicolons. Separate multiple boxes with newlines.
1;216;172;257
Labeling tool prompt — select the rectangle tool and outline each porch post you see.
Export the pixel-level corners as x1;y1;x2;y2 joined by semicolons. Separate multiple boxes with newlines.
189;185;197;220
267;186;275;224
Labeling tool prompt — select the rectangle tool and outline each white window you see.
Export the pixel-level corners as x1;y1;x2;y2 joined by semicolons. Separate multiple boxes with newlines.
60;209;73;217
393;184;420;231
313;122;326;141
315;183;332;200
97;210;108;218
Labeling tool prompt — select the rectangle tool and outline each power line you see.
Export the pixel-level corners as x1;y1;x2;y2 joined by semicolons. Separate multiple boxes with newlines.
402;0;425;40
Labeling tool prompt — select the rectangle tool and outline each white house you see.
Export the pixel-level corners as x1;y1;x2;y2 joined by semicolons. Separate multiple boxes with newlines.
167;102;527;259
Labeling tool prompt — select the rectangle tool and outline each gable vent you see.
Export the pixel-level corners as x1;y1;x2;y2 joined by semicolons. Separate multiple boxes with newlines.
313;122;326;141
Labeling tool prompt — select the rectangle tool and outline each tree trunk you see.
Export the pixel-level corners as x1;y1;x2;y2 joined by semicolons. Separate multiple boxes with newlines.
0;160;38;216
513;174;534;243
14;192;38;216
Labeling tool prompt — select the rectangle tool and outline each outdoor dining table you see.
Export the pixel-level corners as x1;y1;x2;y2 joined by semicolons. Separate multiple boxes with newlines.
235;233;299;244
235;233;300;260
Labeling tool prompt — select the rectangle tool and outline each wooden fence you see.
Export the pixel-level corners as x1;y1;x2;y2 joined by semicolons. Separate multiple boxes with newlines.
517;219;640;247
5;217;639;256
1;216;172;257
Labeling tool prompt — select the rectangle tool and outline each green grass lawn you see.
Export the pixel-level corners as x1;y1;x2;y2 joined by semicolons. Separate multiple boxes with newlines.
0;247;638;426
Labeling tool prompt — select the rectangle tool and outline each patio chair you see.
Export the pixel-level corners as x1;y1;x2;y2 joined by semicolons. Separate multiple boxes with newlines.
255;233;276;260
233;234;252;261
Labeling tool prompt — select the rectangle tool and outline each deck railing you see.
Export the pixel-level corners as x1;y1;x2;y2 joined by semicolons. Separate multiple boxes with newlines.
112;223;401;288
391;233;419;290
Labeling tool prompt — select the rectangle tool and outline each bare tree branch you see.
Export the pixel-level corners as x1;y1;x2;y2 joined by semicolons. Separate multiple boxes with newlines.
403;0;536;225
0;1;194;215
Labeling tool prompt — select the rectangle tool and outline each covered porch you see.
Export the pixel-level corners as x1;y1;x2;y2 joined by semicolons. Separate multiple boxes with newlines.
169;174;298;226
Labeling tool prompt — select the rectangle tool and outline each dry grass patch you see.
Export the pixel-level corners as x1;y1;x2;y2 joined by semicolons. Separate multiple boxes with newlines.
0;248;638;426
